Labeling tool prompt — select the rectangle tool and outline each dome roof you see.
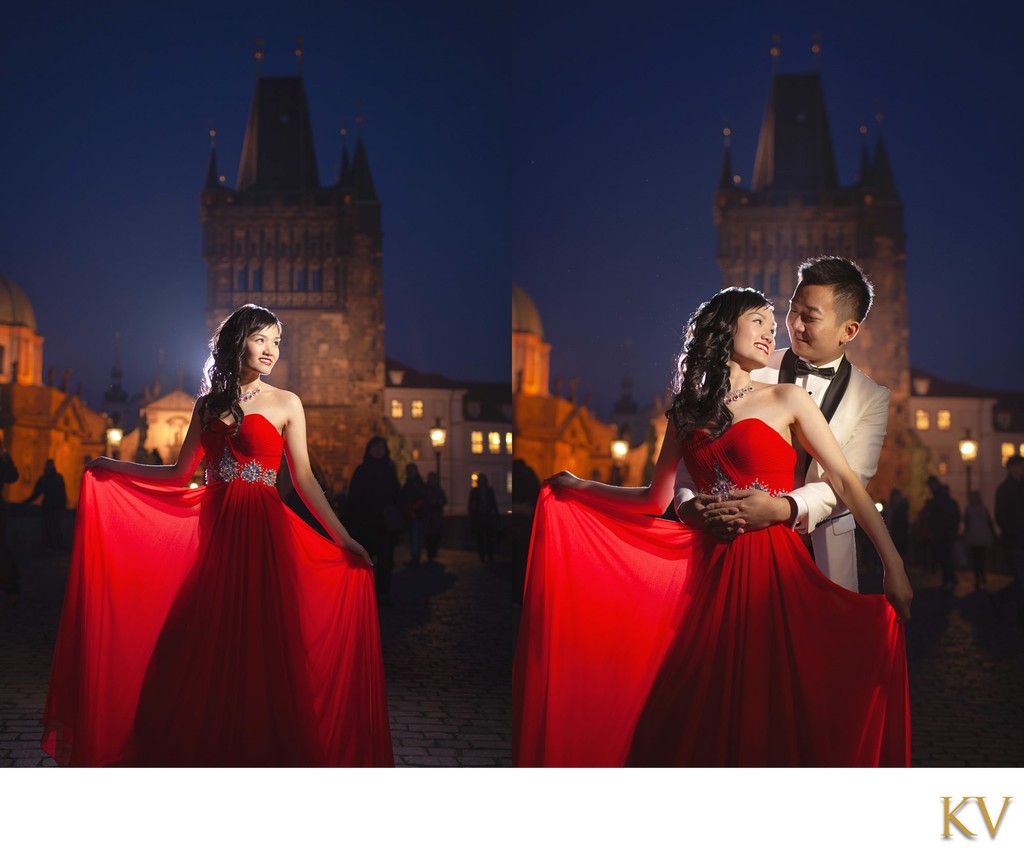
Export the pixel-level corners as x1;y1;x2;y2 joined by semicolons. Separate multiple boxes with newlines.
512;283;544;338
0;273;37;331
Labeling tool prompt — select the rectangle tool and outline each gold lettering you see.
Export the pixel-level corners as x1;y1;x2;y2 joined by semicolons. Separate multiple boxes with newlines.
976;797;1012;838
942;796;975;838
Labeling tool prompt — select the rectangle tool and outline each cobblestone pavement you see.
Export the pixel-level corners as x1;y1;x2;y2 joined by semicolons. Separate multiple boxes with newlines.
1;508;1021;767
902;566;1024;766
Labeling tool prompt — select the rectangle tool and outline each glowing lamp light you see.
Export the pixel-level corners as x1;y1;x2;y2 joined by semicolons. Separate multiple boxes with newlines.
429;418;447;451
958;434;978;464
107;428;123;446
429;417;447;480
611;439;629;461
958;429;979;499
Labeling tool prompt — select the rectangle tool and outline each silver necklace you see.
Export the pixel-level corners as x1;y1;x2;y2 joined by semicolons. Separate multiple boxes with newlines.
724;384;754;404
239;384;261;403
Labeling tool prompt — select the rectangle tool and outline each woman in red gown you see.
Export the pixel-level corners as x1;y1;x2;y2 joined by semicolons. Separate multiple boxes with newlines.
41;304;394;766
513;288;913;767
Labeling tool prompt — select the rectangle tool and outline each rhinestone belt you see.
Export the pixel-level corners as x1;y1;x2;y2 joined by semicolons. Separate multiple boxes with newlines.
206;453;278;486
698;461;786;499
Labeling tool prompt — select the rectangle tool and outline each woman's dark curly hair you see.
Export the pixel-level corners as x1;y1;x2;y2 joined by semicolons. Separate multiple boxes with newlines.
665;287;772;438
198;304;281;431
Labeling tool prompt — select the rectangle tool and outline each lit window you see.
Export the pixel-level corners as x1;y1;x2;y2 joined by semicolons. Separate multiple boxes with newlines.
506;471;513;495
937;410;951;430
471;431;483;454
915;410;930;431
488;432;501;454
505;432;513;454
411;400;424;419
938;461;948;475
390;399;404;419
1002;443;1016;463
470;472;479;487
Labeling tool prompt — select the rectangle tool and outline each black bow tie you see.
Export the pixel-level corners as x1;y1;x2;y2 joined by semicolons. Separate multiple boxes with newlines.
795;359;837;379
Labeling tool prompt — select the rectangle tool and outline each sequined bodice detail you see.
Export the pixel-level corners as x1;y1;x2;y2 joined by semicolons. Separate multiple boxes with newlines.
683;418;796;498
200;413;283;487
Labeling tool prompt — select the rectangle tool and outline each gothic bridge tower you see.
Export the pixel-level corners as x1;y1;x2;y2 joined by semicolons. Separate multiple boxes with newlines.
201;70;385;490
714;57;910;495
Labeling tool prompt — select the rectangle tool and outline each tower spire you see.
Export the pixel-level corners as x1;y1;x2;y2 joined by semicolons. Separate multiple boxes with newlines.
295;36;304;75
338;125;352;186
255;38;265;75
718;125;734;189
204;125;220;189
857;122;871;186
351;117;378;202
872;131;900;200
770;34;781;74
811;32;822;71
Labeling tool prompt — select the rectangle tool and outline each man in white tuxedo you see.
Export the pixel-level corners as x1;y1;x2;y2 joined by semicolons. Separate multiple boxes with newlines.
675;255;889;592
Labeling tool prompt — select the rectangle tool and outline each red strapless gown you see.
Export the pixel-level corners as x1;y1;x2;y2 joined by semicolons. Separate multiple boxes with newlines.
41;413;394;767
513;418;909;767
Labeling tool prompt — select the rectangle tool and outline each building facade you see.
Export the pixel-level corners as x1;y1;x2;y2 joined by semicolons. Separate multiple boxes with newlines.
909;368;1024;517
385;359;513;517
0;274;108;506
512;284;621;484
201;75;385;492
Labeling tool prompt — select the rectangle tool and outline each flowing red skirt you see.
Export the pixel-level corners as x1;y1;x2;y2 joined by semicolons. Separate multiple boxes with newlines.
513;487;909;767
41;469;394;767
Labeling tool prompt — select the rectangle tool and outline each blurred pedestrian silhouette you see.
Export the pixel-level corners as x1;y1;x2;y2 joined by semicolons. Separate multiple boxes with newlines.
925;482;961;592
22;458;67;552
0;439;20;602
469;473;500;564
995;455;1024;628
885;487;910;560
402;463;426;566
344;436;403;608
421;471;447;563
963;490;995;590
510;458;542;599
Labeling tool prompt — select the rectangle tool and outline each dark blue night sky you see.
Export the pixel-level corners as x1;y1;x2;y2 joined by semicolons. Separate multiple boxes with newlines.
3;1;1020;420
511;0;1022;417
1;0;509;406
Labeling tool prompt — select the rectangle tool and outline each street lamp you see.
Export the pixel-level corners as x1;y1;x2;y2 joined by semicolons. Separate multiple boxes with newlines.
107;426;123;460
429;417;447;480
958;428;978;500
610;437;629;485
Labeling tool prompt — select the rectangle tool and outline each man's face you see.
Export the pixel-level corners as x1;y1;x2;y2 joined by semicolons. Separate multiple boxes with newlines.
786;283;857;366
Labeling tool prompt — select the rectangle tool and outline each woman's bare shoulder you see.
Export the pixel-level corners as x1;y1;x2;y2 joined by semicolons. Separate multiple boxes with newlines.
264;387;303;419
756;382;809;405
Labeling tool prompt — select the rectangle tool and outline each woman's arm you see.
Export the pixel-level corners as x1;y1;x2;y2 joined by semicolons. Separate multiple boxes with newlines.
87;401;205;486
784;385;913;620
281;392;373;567
546;421;685;515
